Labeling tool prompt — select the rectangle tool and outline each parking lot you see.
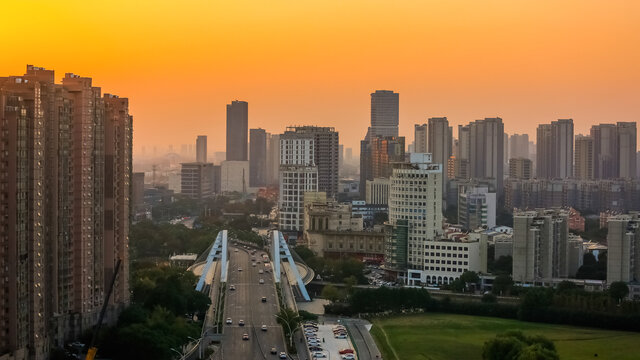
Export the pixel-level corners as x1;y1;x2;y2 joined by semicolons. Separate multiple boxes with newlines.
302;321;357;360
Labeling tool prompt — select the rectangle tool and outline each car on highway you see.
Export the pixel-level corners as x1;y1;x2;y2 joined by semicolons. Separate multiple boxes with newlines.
237;267;242;271
229;284;236;290
261;324;268;331
312;352;327;358
270;347;277;354
259;279;264;284
259;269;264;274
242;333;249;340
234;249;238;252
253;262;257;267
226;318;232;324
279;352;287;359
239;320;245;326
261;296;267;302
341;354;355;360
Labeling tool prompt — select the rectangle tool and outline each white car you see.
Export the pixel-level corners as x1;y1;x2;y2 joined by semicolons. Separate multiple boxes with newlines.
261;324;268;331
335;334;347;339
341;355;355;360
312;352;327;358
259;279;264;284
279;352;287;359
237;267;242;271
226;318;232;324
259;269;264;274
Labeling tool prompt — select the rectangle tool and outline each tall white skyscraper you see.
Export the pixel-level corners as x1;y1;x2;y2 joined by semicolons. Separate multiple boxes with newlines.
387;153;443;284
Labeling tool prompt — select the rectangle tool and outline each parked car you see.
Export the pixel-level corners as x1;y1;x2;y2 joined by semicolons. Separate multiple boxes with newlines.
339;349;354;354
341;354;355;360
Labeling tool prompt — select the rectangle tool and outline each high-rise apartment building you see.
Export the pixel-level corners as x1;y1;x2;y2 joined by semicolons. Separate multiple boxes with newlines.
278;130;318;231
509;133;529;159
537;119;574;179
617;122;637;179
266;133;280;185
369;90;399;138
249;128;267;187
283;126;338;197
459;117;504;195
0;65;132;359
414;124;428;153
509;158;533;179
512;209;582;282
226;100;248;161
196;135;207;163
574;135;594;179
590;123;618;179
428;117;453;207
607;213;640;283
386;153;443;284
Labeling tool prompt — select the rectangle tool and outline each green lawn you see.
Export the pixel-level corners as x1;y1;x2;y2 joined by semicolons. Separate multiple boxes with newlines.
370;313;640;360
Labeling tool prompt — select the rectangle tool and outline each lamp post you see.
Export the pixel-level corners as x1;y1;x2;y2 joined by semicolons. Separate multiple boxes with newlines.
274;313;293;348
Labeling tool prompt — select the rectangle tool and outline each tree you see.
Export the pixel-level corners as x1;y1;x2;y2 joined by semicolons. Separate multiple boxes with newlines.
483;332;558;360
321;284;341;302
482;293;497;303
556;280;577;294
492;275;513;295
609;281;629;303
275;308;301;349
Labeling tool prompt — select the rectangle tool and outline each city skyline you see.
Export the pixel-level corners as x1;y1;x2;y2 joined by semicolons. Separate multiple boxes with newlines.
2;1;639;155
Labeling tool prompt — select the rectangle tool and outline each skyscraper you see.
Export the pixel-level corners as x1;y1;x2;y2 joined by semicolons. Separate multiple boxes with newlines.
360;90;400;198
617;122;637;179
286;126;339;197
574;135;594;179
0;65;132;358
249;128;267;187
196;135;207;163
537;119;574;179
414;124;428;153
226;100;248;161
591;123;618;179
266;133;280;185
509;158;533;179
279;129;318;231
460;117;504;195
510;133;529;159
360;136;405;194
386;153;443;284
606;213;640;283
512;209;580;282
590;122;638;179
428;117;452;207
369;90;399;138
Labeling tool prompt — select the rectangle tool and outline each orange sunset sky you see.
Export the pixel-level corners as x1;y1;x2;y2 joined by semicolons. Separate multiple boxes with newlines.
2;0;639;156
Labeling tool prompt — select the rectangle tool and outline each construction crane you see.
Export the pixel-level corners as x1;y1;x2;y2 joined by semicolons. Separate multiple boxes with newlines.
85;259;122;360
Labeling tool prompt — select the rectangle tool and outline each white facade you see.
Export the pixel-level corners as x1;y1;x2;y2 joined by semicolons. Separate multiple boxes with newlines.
389;153;444;283
366;177;390;205
278;135;318;231
221;160;249;193
408;239;482;286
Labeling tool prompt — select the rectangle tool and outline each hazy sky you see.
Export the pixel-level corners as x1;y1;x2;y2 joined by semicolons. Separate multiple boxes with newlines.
2;0;639;155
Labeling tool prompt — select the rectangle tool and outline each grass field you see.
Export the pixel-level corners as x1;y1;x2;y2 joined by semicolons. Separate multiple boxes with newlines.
370;313;640;360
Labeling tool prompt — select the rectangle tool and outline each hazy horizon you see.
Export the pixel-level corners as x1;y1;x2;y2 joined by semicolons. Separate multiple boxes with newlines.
2;0;639;156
